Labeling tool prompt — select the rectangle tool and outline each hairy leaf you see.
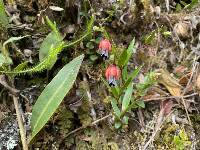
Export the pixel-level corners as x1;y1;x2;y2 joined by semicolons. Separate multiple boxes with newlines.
0;42;64;75
31;54;84;140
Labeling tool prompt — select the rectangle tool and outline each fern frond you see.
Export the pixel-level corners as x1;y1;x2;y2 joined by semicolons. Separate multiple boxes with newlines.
0;16;95;75
0;42;64;75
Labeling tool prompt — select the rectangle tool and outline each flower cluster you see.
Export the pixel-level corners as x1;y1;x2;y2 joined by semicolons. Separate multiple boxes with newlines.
98;39;120;86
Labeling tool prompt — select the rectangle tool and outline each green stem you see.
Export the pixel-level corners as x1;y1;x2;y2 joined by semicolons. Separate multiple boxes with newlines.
63;32;89;49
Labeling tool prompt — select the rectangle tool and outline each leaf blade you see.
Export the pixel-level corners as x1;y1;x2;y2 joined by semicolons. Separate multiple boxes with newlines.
0;0;9;29
123;66;141;91
111;98;121;118
122;83;133;111
39;31;62;61
31;54;84;140
118;38;136;67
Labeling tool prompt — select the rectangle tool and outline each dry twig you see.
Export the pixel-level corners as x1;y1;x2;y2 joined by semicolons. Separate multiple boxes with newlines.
65;114;112;137
0;75;28;150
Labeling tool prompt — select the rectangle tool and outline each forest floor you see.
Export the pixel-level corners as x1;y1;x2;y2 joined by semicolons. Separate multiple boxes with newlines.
0;0;200;150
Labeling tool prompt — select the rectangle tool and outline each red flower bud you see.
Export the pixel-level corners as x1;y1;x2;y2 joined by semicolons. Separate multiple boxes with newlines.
105;65;120;86
98;39;111;59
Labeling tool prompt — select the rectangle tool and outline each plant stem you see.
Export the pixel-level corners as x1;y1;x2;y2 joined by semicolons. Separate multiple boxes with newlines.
63;32;89;49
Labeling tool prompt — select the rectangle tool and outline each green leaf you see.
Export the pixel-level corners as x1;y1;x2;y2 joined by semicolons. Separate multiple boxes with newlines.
136;71;156;96
39;16;63;62
0;0;9;29
0;53;12;66
31;54;84;140
136;100;145;108
39;31;63;62
185;0;199;10
114;121;122;129
123;66;141;90
143;31;156;45
86;42;94;49
117;48;127;67
45;16;58;34
89;55;98;61
111;98;121;118
118;38;136;67
162;31;171;38
122;66;128;81
0;42;65;75
122;83;133;111
111;87;120;98
180;1;187;6
176;3;182;12
122;116;129;124
13;61;28;71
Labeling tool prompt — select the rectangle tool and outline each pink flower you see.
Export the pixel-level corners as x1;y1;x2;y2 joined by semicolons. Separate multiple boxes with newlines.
98;39;111;59
105;65;120;86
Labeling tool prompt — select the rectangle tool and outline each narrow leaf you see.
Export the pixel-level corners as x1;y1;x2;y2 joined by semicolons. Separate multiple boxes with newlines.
111;98;121;118
39;31;62;62
136;100;145;108
117;48;127;67
118;38;136;67
31;54;84;140
122;65;128;81
13;61;28;72
123;66;141;90
46;16;59;35
122;83;133;111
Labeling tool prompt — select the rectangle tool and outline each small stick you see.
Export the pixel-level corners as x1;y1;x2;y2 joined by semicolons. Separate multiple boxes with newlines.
0;75;19;95
13;96;29;150
143;93;198;102
181;61;199;125
0;75;28;150
65;114;112;137
143;111;174;150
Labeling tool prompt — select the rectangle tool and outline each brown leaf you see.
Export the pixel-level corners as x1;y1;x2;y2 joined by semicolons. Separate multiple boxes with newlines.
162;100;174;116
157;69;181;96
179;72;192;85
174;65;187;74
